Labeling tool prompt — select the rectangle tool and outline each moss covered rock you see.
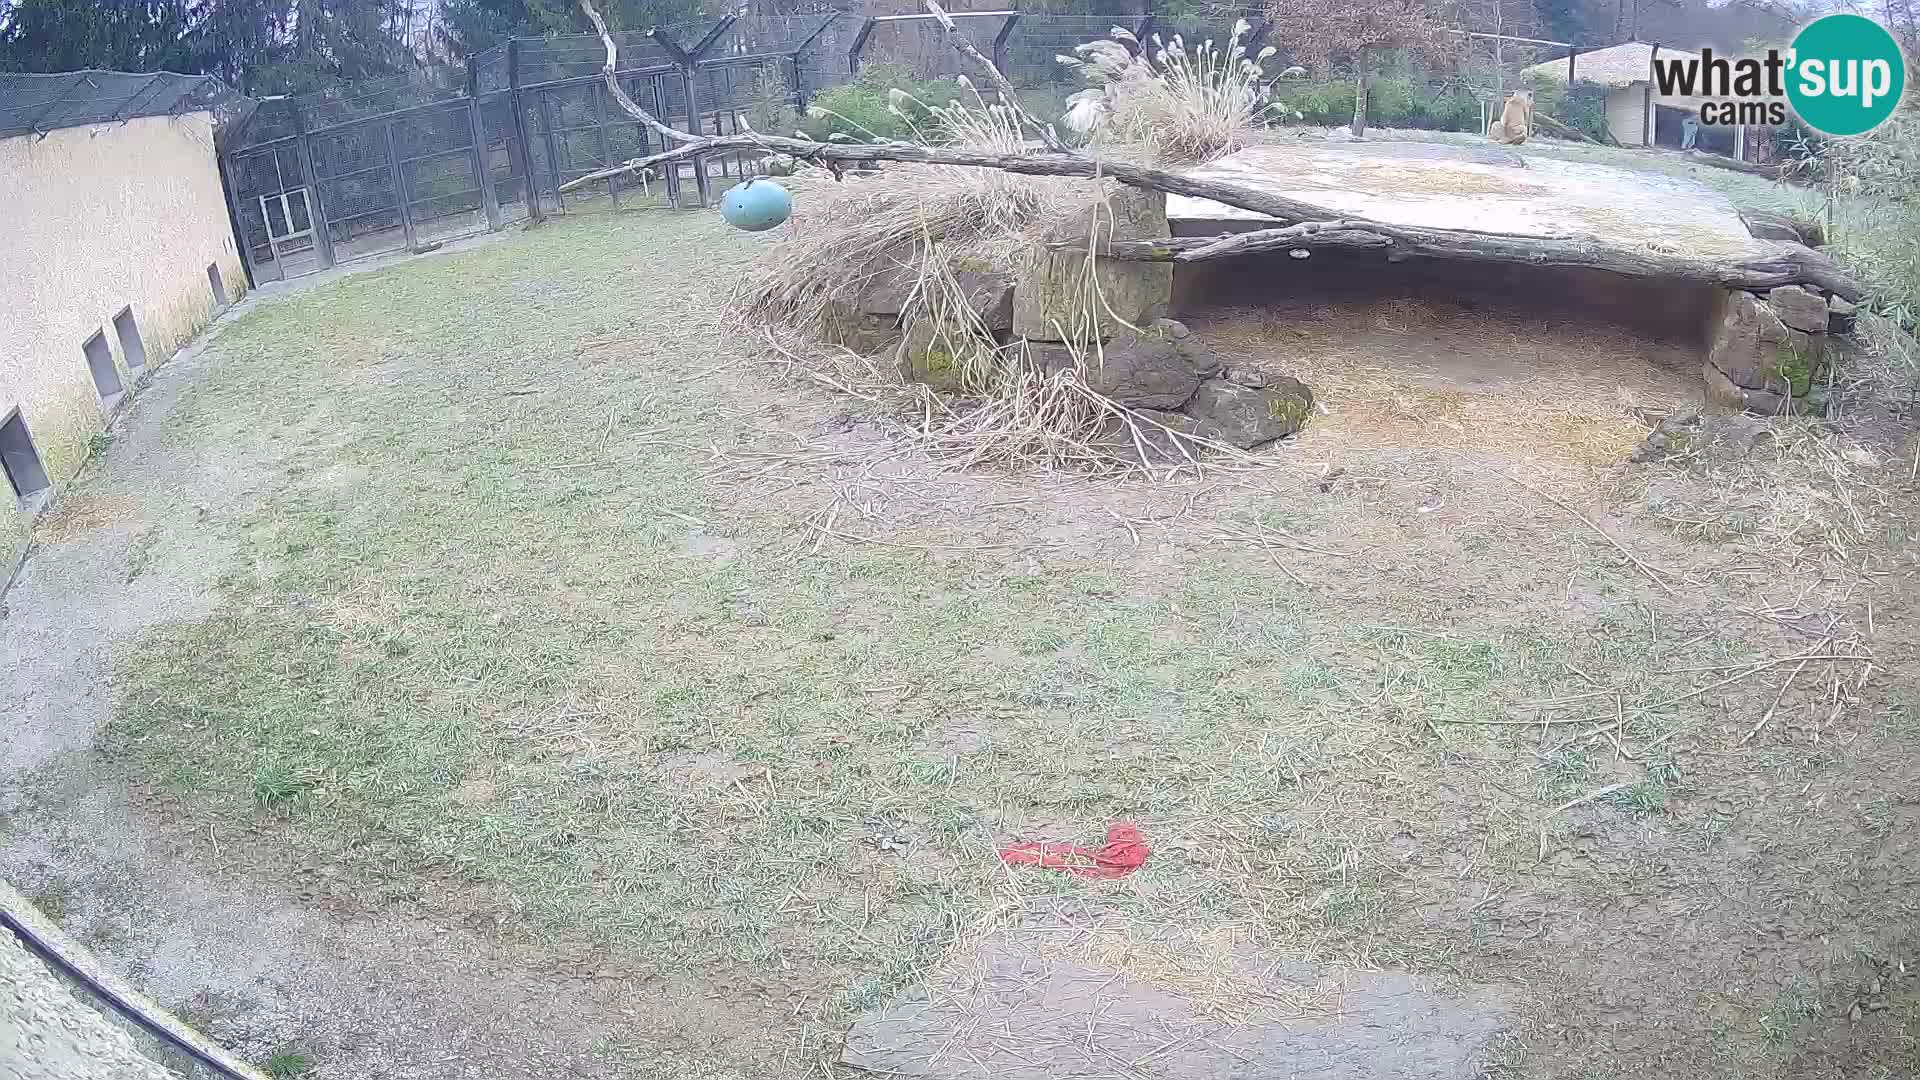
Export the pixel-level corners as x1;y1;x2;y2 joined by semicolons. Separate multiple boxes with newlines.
1025;321;1219;409
1706;290;1829;409
1013;187;1173;341
1181;376;1314;448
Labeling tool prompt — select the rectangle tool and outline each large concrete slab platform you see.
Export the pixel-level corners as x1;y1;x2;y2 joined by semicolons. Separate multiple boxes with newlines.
1168;142;1767;260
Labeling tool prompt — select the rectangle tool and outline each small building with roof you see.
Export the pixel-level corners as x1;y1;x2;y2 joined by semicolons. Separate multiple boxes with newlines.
0;70;247;574
1524;41;1778;160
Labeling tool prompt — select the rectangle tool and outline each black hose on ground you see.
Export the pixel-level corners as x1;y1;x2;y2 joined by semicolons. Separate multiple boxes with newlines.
1;906;260;1080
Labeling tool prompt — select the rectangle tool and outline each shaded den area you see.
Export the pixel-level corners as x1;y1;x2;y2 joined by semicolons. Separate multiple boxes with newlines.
1169;247;1720;468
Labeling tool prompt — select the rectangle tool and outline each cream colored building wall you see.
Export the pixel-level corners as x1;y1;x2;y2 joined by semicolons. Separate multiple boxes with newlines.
0;111;246;573
1606;84;1650;146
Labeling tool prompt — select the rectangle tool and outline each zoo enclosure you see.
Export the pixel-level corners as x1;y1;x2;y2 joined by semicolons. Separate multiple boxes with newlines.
217;9;1601;285
220;13;839;283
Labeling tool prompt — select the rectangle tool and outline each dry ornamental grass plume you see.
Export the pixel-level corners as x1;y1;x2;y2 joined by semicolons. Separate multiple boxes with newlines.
1056;21;1279;163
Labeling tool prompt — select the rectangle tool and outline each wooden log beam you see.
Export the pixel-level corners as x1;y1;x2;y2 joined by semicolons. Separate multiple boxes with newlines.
1681;148;1786;181
563;132;1356;224
1531;111;1597;144
1080;223;1861;300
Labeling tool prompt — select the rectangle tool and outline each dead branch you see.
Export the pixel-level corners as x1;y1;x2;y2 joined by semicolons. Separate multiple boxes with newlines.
1737;639;1824;747
579;0;694;145
563;133;1360;224
566;0;1863;302
1501;470;1677;594
923;0;1073;154
1530;111;1597;144
1681;148;1787;181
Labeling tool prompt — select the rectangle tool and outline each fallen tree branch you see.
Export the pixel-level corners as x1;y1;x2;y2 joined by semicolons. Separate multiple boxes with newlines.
1502;470;1677;594
567;0;1862;301
1681;148;1787;181
1078;224;1863;300
562;134;1353;224
1530;111;1596;144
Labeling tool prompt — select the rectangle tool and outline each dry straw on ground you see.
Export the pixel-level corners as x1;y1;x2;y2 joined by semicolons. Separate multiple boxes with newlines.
736;21;1295;478
740;130;1253;473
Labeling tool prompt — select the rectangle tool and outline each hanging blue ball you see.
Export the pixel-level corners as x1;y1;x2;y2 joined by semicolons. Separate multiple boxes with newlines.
719;177;792;232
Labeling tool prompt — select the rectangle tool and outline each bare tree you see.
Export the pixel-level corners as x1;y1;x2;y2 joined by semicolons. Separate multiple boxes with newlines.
1612;0;1680;43
1455;0;1541;96
1262;0;1450;137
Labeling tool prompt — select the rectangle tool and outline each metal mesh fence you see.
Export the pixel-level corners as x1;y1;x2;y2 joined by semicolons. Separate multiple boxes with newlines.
855;14;1004;82
0;70;233;139
212;10;1601;287
1000;13;1126;88
504;26;684;88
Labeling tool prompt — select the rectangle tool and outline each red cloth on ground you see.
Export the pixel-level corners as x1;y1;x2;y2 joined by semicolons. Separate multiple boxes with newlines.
997;823;1150;879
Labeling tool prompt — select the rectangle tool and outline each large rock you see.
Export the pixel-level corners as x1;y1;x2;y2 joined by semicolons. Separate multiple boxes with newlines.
954;269;1016;338
891;267;1018;390
857;263;916;318
1741;210;1823;247
824;263;1013;358
819;304;903;355
1702;359;1823;416
1180;376;1313;448
1781;329;1826;394
896;317;975;392
1828;293;1858;335
1014;187;1173;341
1090;407;1207;465
1706;290;1822;399
1026;320;1219;409
1767;285;1831;333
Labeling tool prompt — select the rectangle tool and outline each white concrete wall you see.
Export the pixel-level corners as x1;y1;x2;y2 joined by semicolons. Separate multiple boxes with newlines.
0;111;245;572
1605;84;1650;146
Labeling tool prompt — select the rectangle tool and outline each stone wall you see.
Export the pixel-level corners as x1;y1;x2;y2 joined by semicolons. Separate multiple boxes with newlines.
1702;284;1851;416
830;188;1315;460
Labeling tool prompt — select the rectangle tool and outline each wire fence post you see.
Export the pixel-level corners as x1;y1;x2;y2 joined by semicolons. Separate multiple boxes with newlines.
593;80;620;209
684;65;710;206
651;25;710;208
992;13;1022;75
289;104;337;269
215;151;260;289
791;15;840;107
536;89;566;213
467;58;503;231
382;120;419;251
506;39;545;224
849;17;877;75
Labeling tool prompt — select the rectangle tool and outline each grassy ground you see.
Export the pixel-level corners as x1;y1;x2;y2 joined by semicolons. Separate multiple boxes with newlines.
84;206;1920;1077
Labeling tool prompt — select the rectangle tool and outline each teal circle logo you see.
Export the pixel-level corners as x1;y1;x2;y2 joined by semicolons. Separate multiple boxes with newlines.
1786;14;1906;136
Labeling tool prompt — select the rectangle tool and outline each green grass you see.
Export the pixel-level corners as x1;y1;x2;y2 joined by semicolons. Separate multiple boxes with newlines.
89;207;1907;1075
264;1049;313;1078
